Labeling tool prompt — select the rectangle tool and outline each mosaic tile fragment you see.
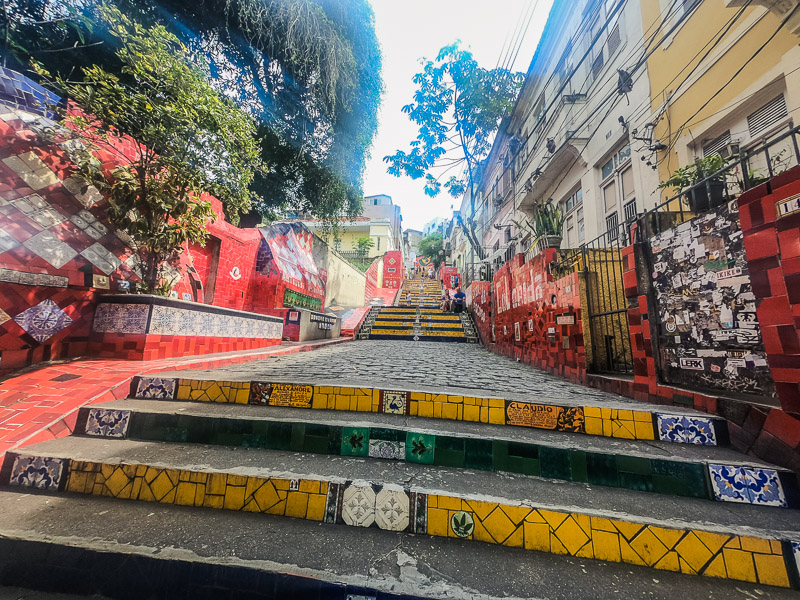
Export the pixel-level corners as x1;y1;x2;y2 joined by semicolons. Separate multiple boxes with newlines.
9;455;66;490
84;408;131;438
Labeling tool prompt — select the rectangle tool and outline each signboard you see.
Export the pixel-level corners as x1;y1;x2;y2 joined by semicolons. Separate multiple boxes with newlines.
556;314;575;325
714;267;742;280
251;383;313;408
777;192;800;218
507;402;562;429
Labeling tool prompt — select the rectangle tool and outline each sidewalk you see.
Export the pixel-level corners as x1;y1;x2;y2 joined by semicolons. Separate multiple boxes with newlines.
0;337;353;457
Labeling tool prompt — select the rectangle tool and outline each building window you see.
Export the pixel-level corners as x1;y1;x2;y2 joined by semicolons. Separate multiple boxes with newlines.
606;212;619;239
702;130;731;157
607;23;621;57
577;207;585;242
334;240;341;251
747;94;788;138
376;238;381;251
591;51;605;80
624;199;637;223
599;143;633;237
561;187;583;246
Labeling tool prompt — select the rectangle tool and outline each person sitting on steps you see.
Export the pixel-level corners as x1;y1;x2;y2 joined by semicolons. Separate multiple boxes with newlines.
440;291;451;312
452;287;466;314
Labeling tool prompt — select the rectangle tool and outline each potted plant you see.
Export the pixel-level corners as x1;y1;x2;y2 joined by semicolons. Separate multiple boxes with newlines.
531;199;564;250
658;155;727;212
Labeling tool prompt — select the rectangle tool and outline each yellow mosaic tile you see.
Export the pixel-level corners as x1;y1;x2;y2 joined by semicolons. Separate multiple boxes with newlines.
176;379;249;404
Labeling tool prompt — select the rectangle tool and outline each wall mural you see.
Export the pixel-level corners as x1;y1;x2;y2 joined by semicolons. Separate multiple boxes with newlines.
649;200;773;396
257;223;326;303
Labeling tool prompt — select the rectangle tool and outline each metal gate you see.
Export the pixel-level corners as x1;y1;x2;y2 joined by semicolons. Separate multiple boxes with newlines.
555;223;633;375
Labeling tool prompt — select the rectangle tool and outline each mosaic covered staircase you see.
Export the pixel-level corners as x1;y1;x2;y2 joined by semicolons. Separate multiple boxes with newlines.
3;373;800;594
396;276;444;308
357;307;477;342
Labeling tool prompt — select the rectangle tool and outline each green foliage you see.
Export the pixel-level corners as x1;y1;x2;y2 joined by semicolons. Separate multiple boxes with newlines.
531;200;564;238
384;42;523;199
36;5;264;292
6;0;382;223
355;236;374;256
418;233;445;263
658;155;726;192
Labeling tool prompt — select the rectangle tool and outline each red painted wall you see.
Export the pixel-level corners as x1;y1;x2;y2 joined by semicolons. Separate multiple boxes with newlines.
381;250;405;290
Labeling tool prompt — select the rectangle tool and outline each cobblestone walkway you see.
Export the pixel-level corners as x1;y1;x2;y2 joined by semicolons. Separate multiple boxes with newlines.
166;340;635;406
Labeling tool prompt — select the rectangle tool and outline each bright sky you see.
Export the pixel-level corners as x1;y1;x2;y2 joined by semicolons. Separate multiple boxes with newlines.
363;0;555;231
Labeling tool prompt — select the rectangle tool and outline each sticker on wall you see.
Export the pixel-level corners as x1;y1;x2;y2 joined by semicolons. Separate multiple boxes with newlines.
381;390;408;415
556;314;575;325
679;357;704;370
249;382;313;408
229;266;242;280
181;293;193;302
527;319;534;332
514;322;521;342
92;274;110;289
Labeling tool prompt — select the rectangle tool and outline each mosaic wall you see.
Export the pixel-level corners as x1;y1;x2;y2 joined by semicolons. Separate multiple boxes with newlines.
257;222;326;305
76;405;798;506
381;250;405;290
130;376;728;446
3;450;795;588
467;250;587;383
649;200;773;395
89;298;282;360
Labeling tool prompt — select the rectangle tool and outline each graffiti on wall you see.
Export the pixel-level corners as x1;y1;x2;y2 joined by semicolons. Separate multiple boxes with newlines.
257;223;325;301
649;200;773;395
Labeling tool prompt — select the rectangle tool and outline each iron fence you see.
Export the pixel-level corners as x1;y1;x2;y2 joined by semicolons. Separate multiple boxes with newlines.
635;124;800;240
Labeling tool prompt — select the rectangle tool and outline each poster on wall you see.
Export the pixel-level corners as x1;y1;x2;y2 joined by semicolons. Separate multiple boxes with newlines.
257;223;325;302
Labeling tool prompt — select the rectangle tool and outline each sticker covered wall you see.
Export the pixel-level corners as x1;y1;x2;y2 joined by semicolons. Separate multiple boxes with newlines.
648;199;773;396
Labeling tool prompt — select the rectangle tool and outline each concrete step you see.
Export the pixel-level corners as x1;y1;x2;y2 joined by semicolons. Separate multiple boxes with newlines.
73;399;799;506
128;375;731;448
5;491;798;600
3;437;800;590
365;332;469;342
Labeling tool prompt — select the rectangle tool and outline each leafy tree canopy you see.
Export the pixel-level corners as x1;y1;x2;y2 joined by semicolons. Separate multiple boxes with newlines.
418;233;445;263
35;5;264;292
384;42;523;199
2;0;382;222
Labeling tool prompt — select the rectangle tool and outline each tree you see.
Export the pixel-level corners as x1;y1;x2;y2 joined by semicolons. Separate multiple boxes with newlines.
418;233;445;264
6;0;382;223
35;5;264;293
383;42;523;200
355;236;374;257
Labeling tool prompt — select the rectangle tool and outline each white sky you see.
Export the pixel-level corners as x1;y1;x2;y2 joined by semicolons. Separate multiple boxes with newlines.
363;0;555;231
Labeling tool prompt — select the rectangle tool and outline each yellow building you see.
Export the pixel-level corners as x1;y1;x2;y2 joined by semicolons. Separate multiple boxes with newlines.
642;0;800;197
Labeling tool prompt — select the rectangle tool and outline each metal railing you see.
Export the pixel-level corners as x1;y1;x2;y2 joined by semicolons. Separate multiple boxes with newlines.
635;124;800;240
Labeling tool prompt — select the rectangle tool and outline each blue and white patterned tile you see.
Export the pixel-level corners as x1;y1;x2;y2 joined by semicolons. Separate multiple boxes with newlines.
709;464;750;504
742;467;787;507
92;303;149;334
709;464;788;507
9;455;66;490
656;414;717;445
368;440;405;460
13;298;73;343
85;408;131;438
682;416;717;446
135;377;176;400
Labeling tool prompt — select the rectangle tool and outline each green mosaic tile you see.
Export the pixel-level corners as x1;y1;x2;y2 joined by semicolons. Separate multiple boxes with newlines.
539;447;572;480
619;472;654;493
586;452;620;487
570;450;588;483
652;475;693;498
464;438;493;471
435;448;465;468
290;423;306;451
616;455;652;475
436;436;465;452
340;427;369;457
651;459;709;499
507;443;539;459
303;432;330;454
266;422;292;451
370;427;405;442
241;433;267;448
327;428;342;454
506;456;540;476
406;432;435;464
209;431;243;446
491;441;509;472
165;427;188;443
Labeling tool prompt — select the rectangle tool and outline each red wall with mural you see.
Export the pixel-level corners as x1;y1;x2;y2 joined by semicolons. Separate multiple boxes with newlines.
381;250;405;290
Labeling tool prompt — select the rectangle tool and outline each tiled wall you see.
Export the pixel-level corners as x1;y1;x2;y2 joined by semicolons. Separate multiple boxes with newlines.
468;249;587;384
381;250;405;290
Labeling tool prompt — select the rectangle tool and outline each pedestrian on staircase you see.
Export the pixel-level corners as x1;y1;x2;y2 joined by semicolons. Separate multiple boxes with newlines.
441;291;451;312
452;287;466;314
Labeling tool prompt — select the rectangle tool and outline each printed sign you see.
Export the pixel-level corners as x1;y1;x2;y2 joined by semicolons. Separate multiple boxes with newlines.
556;315;575;325
287;311;300;323
514;322;521;342
250;382;313;408
777;192;800;218
679;357;704;370
506;402;561;429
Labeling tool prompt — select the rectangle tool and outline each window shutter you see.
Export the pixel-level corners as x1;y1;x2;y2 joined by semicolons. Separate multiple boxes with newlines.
607;24;621;56
702;130;731;157
747;95;788;138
